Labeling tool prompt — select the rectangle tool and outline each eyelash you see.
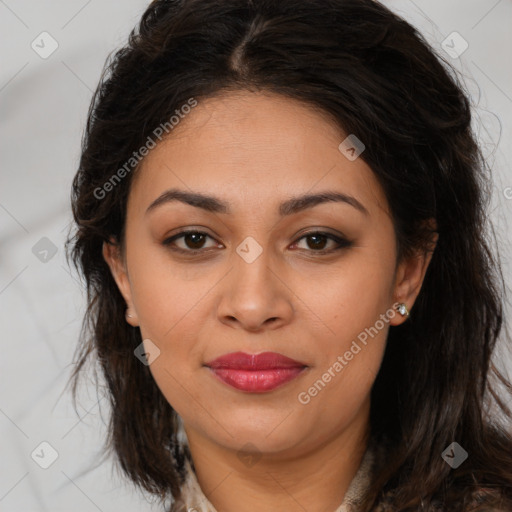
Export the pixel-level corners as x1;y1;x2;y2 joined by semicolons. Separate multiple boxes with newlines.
162;230;352;256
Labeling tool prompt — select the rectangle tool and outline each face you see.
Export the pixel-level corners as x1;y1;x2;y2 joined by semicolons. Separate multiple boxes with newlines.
103;90;433;460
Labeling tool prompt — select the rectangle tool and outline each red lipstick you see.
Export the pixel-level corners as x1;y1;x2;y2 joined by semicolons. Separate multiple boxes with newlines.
205;351;307;392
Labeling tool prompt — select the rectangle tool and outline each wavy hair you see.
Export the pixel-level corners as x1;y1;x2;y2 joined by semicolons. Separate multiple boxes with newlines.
65;0;512;510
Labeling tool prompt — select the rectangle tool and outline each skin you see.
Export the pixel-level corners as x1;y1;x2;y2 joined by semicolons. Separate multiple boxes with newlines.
103;90;436;512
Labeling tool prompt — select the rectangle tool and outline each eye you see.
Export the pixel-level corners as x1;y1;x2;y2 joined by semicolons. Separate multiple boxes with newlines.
163;229;352;256
162;230;220;253
291;231;352;253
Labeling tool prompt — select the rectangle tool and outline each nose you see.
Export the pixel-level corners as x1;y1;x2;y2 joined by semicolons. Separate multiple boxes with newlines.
216;246;294;332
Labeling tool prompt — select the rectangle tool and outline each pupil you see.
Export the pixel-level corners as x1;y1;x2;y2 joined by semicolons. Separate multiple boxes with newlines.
308;235;326;250
187;233;204;249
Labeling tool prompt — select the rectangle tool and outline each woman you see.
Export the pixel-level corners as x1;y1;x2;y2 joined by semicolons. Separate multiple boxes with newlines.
65;0;512;510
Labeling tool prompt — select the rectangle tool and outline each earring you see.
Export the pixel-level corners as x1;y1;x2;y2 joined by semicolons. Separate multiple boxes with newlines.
397;303;410;317
125;309;133;319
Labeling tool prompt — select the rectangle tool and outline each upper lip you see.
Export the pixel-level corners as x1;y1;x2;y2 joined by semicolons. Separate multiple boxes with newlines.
205;351;306;370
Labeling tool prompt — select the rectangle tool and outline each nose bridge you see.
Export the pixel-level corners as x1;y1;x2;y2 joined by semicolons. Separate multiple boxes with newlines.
232;234;280;303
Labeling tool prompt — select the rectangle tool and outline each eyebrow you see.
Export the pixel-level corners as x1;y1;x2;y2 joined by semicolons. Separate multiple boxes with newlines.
145;188;369;217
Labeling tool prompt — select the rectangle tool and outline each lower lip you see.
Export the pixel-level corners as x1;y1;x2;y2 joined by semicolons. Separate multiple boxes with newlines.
208;367;306;392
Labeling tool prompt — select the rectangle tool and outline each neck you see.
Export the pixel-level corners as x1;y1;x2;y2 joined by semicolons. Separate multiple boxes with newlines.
182;402;371;512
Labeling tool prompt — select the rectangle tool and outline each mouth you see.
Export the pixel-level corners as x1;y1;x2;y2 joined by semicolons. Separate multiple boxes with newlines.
204;351;308;393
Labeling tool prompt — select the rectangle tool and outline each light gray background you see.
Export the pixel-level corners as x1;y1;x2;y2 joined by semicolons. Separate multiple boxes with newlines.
1;1;511;511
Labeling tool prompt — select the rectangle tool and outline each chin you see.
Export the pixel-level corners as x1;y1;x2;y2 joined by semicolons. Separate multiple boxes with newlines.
212;412;311;453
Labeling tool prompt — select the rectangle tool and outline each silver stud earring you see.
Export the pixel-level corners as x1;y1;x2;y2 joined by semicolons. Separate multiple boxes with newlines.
126;309;133;319
397;303;409;317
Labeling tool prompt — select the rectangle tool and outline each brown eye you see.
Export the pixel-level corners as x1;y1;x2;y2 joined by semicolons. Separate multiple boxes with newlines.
304;233;330;250
292;231;352;253
163;231;219;253
162;229;351;257
180;232;208;250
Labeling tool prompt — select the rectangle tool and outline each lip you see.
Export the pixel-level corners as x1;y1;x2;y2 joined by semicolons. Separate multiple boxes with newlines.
205;351;307;392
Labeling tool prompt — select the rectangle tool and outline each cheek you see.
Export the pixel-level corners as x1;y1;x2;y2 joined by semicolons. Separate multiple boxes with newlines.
299;243;396;403
135;301;208;419
309;248;396;344
126;248;218;383
126;242;211;340
296;298;390;430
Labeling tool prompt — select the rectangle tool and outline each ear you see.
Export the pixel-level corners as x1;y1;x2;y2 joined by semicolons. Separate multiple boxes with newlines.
389;220;438;326
102;237;139;326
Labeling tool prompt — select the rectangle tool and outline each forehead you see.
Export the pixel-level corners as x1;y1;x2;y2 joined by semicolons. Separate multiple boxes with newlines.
128;90;389;219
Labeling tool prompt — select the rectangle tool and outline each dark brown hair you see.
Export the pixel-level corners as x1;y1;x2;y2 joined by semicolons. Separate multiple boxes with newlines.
65;0;512;510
